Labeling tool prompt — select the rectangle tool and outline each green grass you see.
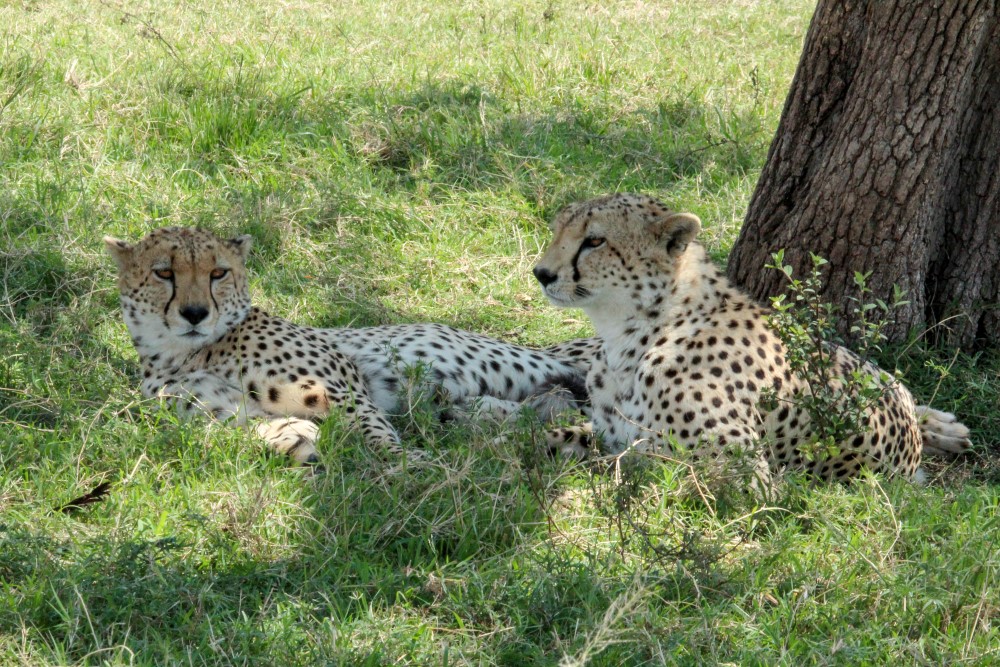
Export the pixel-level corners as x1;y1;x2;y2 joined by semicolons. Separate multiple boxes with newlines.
2;0;999;664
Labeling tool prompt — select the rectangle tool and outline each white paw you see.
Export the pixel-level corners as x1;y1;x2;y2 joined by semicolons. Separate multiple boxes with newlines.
255;418;321;464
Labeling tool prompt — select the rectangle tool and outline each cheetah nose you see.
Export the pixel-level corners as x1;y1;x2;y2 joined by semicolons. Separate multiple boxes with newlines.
533;266;558;287
180;305;210;325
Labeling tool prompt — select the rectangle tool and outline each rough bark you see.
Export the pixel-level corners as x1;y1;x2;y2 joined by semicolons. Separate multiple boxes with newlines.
727;0;1000;349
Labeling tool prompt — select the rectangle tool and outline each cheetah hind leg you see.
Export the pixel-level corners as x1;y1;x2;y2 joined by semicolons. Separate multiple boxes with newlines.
255;418;321;465
442;395;519;423
914;406;972;457
545;422;595;459
525;383;588;422
327;387;425;461
453;389;582;426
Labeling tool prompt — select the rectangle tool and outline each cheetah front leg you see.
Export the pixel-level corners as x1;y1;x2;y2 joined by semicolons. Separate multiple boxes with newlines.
213;381;407;465
255;373;417;459
146;371;250;422
149;374;325;464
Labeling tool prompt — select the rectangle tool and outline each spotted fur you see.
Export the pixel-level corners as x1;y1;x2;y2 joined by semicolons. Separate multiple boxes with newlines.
105;227;587;464
533;193;971;481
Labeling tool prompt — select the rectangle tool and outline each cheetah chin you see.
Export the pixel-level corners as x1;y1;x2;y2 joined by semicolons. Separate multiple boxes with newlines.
533;193;971;483
105;226;590;465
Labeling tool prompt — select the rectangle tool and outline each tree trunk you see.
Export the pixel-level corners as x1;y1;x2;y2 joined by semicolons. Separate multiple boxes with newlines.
727;0;1000;349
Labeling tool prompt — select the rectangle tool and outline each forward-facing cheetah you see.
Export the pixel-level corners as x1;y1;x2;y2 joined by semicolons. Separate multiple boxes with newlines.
105;227;587;464
533;194;970;481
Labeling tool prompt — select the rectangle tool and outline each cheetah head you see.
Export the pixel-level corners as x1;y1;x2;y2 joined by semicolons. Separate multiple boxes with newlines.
104;227;253;356
533;193;701;314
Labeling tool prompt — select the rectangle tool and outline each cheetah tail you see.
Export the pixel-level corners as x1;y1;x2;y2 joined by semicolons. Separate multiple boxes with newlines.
915;405;972;457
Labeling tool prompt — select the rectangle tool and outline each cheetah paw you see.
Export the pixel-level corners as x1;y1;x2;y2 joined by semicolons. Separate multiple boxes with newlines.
255;418;320;464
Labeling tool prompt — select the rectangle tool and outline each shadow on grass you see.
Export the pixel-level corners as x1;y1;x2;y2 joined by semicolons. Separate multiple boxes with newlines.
1;61;769;332
0;430;629;664
332;79;758;201
94;62;767;216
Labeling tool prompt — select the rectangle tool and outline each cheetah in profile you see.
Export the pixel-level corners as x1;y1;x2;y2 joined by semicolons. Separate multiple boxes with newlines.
105;227;587;464
533;193;970;481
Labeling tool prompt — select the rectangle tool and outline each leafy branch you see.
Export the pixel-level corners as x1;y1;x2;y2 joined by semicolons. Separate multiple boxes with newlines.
762;251;908;462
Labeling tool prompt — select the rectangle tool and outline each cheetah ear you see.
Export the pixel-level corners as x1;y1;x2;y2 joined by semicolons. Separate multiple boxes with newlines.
656;213;701;257
228;234;253;261
103;236;134;273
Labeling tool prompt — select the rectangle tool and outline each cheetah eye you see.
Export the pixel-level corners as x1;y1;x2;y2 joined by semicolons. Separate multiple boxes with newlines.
582;237;605;249
154;268;174;280
210;268;229;280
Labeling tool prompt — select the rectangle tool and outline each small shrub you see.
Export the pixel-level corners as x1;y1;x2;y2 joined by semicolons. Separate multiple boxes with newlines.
763;250;907;461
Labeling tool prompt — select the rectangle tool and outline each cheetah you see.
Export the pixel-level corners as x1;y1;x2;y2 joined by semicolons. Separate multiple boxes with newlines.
532;193;971;481
105;227;587;464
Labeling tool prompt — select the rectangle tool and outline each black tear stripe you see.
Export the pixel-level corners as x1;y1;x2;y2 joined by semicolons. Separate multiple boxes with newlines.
163;255;176;317
571;243;587;282
209;252;219;313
